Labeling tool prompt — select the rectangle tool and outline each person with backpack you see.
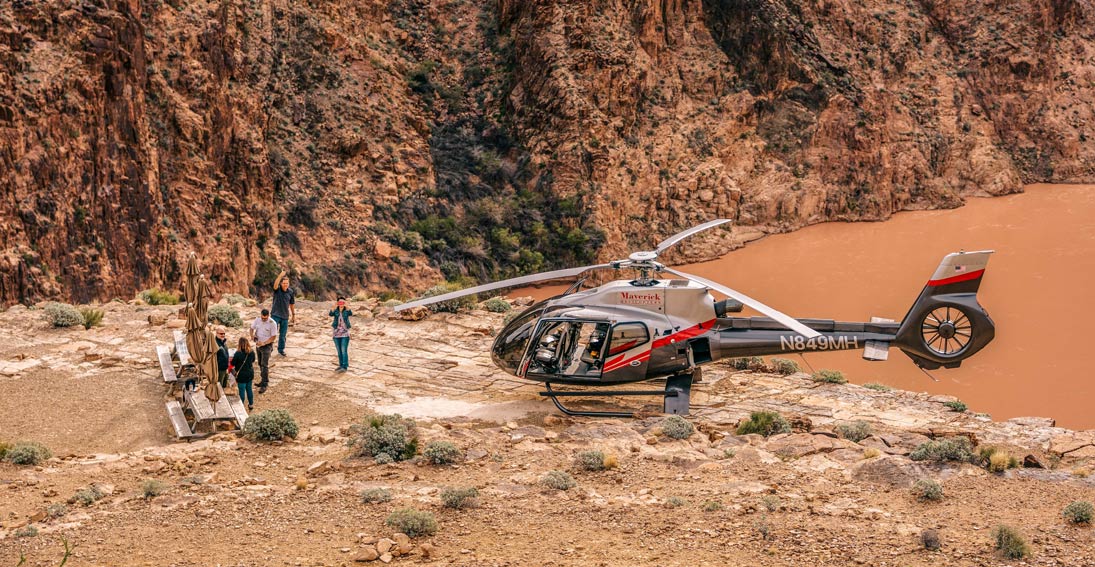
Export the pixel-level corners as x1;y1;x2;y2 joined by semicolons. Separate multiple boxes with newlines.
231;337;256;411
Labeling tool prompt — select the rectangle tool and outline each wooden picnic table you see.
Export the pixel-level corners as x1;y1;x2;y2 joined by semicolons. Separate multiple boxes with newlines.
159;332;248;439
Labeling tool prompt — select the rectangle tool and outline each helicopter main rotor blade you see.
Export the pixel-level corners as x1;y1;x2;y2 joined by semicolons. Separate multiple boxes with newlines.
661;267;821;339
394;264;617;312
654;219;732;255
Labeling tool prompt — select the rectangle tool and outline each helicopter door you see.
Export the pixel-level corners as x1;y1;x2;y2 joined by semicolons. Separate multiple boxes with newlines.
521;320;609;380
600;322;651;383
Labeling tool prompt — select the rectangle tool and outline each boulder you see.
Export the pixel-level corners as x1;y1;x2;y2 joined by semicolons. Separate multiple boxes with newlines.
848;455;929;488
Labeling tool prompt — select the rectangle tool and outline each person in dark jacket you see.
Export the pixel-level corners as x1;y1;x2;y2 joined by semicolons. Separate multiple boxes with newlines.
329;296;352;372
215;326;230;387
232;337;256;411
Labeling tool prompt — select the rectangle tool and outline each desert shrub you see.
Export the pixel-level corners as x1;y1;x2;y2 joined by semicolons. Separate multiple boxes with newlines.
909;437;974;463
761;495;780;512
347;413;419;463
4;441;52;465
14;526;37;538
661;416;694;440
45;302;84;327
73;485;105;506
992;525;1029;559
440;487;479;509
142;479;168;500
79;307;104;329
912;479;943;502
541;470;576;491
0;441;9;460
603;453;619;469
483;298;511;313
422;282;477;313
863;447;881;459
737;411;791;437
575;450;606;471
812;369;847;384
423;441;462;465
754;515;771;539
921;529;941;551
243;409;299;441
665;496;687;508
208;304;242;327
385;508;438;537
139;288;179;305
770;358;800;375
1063;501;1094;524
988;451;1019;473
730;356;765;371
361;488;393;504
702;500;724;512
836;421;872;443
47;503;68;518
223;293;249;305
863;383;893;392
944;400;968;412
374;453;394;465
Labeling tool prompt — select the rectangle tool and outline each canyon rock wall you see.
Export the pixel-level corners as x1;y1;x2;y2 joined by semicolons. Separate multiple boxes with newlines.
1;0;1091;304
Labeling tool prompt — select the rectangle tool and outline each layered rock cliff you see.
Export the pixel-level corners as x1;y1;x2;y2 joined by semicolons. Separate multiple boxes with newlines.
1;0;1092;304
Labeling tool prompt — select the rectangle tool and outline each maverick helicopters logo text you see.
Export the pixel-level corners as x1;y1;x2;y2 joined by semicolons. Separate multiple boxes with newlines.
619;292;661;305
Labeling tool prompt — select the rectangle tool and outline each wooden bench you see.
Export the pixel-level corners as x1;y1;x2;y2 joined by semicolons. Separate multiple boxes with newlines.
166;400;198;439
156;345;178;383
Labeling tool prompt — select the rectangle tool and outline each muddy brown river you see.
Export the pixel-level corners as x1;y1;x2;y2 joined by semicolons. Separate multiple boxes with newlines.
517;184;1095;430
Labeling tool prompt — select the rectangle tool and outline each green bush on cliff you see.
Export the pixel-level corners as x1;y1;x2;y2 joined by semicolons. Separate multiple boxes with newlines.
992;525;1029;559
79;307;104;329
835;421;872;443
139;288;179;305
770;358;800;375
4;441;52;465
909;437;974;463
737;411;791;437
1063;501;1094;524
44;302;84;327
347;413;419;463
483;297;512;313
243;409;299;441
208;304;243;327
422;282;478;313
811;369;847;384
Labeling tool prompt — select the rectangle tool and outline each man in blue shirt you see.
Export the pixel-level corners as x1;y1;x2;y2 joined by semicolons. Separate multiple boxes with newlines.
271;271;296;356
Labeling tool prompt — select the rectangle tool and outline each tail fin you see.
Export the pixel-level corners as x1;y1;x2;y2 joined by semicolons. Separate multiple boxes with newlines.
894;251;996;369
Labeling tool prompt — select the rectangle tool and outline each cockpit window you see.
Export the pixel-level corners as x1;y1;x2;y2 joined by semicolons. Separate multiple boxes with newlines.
490;303;547;374
607;323;649;356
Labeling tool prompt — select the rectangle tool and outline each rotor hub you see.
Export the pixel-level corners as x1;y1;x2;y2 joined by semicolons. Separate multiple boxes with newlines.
629;251;658;262
937;322;956;339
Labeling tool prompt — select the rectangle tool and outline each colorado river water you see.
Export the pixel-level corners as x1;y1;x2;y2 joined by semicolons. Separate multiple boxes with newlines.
516;184;1095;429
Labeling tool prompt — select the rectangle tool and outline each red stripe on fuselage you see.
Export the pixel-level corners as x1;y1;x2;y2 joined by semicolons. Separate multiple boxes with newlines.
603;351;650;373
652;319;716;349
927;269;984;287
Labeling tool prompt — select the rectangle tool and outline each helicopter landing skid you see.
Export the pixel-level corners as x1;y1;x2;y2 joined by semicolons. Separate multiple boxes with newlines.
540;375;693;418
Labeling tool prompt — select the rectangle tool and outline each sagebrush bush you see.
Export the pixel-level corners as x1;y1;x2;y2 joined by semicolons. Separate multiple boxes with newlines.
909;437;974;462
243;409;299;441
208;304;243;327
730;356;765;371
575;450;606;471
836;421;872;443
812;369;847;384
921;529;941;551
541;470;576;491
423;441;462;465
386;508;437;537
1063;501;1094;524
139;288;179;305
702;500;724;512
347;413;419;463
440;487;479;509
661;415;694;440
142;479;168;500
14;526;37;538
770;358;800;375
863;383;893;392
0;441;9;460
45;302;84;327
665;496;687;508
912;479;943;502
422;282;477;313
483;298;511;313
79;307;104;329
361;488;393;504
47;503;68;518
4;441;52;465
761;495;780;512
944;400;968;412
73;485;105;506
222;293;249;305
992;525;1029;559
737;411;791;437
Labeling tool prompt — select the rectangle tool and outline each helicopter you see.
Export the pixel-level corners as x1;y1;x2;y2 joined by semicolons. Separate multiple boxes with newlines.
396;219;995;417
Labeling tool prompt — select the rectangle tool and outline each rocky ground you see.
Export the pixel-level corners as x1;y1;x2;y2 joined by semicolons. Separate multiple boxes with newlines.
2;299;1095;566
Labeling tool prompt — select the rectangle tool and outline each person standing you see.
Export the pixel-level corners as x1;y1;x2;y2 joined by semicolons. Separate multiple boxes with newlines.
215;326;230;387
250;308;279;393
271;271;296;356
232;337;256;411
329;296;353;372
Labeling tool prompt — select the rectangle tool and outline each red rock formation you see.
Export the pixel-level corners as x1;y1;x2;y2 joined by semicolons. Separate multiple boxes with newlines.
0;0;1091;305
